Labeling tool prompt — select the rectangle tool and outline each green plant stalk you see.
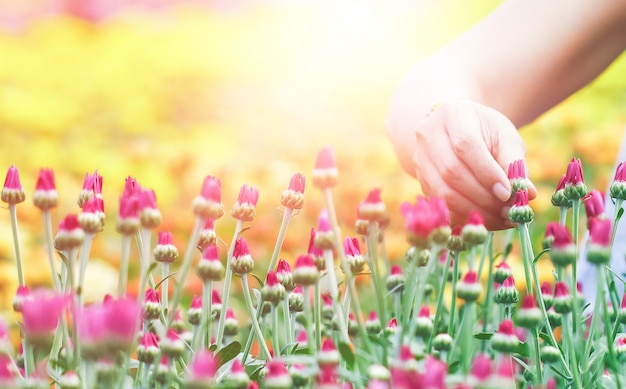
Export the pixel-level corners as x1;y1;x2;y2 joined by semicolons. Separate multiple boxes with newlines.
428;251;451;352
448;251;461;335
407;246;440;344
600;265;623;389
78;233;94;305
562;313;582;389
168;217;204;324
161;263;170;311
66;248;82;370
137;228;152;300
530;328;543;385
271;304;281;358
559;205;569;226
241;275;271;359
9;204;24;286
517;223;534;296
118;234;131;297
23;337;35;379
42;210;60;291
459;301;476;375
266;208;293;273
366;223;386;324
216;220;246;347
401;249;419;332
610;199;624;245
582;264;610;381
314;281;322;351
480;240;496;352
302;285;316;354
322;249;350;343
476;233;493;281
200;280;213;349
570;199;581;336
241;301;262;364
282;296;293;347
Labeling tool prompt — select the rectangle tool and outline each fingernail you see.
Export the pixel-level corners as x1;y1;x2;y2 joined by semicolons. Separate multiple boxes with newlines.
492;182;511;202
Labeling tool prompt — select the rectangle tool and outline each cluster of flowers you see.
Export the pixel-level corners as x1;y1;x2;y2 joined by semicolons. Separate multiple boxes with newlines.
2;151;626;388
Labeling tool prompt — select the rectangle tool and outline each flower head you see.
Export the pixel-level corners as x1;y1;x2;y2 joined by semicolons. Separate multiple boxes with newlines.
1;165;25;204
344;237;365;274
400;196;450;249
551;174;571;208
185;349;219;389
553;281;572;314
33;167;58;210
564;158;587;200
292;254;319;286
276;259;295;291
507;159;528;193
231;184;259;222
231;237;254;275
139;188;162;229
143;289;161;320
263;360;293;389
78;197;105;234
54;214;85;251
461;210;488;246
262;271;287;306
314;209;335;250
154;231;178;264
193;176;225;219
508;190;534;224
312;147;339;189
548;223;575;268
281;172;305;210
197;218;217;251
490;319;519;353
587;218;612;265
584;190;606;228
21;290;67;348
196;244;225;281
78;170;103;208
357;188;388;223
117;181;141;235
515;295;542;329
137;332;160;364
457;271;482;302
610;161;626;201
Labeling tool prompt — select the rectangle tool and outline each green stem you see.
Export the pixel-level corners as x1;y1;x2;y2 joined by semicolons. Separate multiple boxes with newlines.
559;205;569;226
118;235;131;297
611;199;624;246
9;204;24;286
78;233;94;305
282;296;293;347
272;305;281;357
302;285;316;354
582;265;606;374
571;199;581;336
407;246;440;344
137;228;152;300
43;210;60;291
448;251;460;334
459;301;476;375
198;280;212;349
241;275;271;359
428;251;451;352
322;249;349;343
168;217;204;324
161;263;170;311
266;208;294;273
366;223;386;323
518;223;534;296
314;282;322;351
562;313;582;389
214;220;244;347
480;239;496;352
600;266;623;389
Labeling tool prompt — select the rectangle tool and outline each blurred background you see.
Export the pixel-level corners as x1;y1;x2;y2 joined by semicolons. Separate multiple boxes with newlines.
0;0;624;310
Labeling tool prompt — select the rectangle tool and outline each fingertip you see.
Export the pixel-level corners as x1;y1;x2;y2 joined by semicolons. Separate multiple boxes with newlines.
527;181;538;199
492;182;512;202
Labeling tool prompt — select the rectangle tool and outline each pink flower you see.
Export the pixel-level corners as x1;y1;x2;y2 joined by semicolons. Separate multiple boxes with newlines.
400;196;450;248
139;188;161;228
117;183;141;234
21;290;67;347
357;188;387;223
231;238;254;275
264;360;293;388
507;159;529;192
193;176;224;219
106;297;141;350
199;176;222;203
564;158;588;200
508;190;534;224
33;167;58;210
470;353;492;381
281;172;306;210
313;147;339;189
584;190;606;228
0;355;14;383
589;218;611;247
1;165;25;204
422;356;447;389
186;349;219;386
231;184;259;222
610;161;626;200
78;170;103;207
158;231;174;245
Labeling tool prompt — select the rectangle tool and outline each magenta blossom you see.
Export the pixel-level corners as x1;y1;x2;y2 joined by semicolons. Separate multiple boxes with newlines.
21;290;67;347
186;349;219;387
400;196;450;248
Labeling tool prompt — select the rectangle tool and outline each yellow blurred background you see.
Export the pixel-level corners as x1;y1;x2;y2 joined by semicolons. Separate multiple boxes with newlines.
0;0;624;310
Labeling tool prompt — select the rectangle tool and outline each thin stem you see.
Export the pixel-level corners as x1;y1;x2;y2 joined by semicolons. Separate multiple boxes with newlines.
9;204;24;286
562;313;582;389
282;296;293;347
42;210;60;291
302;285;316;354
322;249;349;343
610;199;624;246
266;208;294;273
161;263;170;310
215;220;244;347
460;301;476;375
197;280;212;349
314;282;322;351
518;223;534;296
428;251;451;352
559;205;569;226
366;223;386;323
582;264;606;372
241;275;271;359
407;246;440;344
570;199;581;336
168;217;204;323
137;228;152;300
78;233;94;305
480;238;496;352
448;251;460;334
118;235;131;297
272;305;281;357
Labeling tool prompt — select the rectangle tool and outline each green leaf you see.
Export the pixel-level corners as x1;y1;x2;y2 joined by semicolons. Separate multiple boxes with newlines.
216;341;241;368
473;332;494;340
249;273;265;289
338;342;355;370
617;207;624;224
533;248;551;264
246;363;266;381
503;242;513;260
154;271;178;290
